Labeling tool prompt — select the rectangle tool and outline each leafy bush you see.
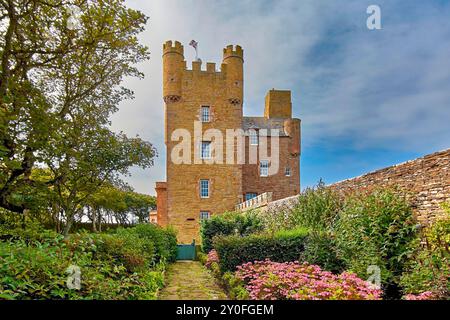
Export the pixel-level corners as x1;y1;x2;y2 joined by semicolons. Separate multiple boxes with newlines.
0;221;62;244
200;210;263;252
0;223;175;300
115;224;177;263
201;251;249;300
288;181;342;231
236;260;382;300
300;231;346;273
213;228;309;272
221;271;249;300
334;188;418;298
259;182;342;234
400;214;449;299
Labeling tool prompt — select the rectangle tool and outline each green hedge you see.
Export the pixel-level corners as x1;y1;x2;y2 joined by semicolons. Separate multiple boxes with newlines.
213;228;309;272
200;210;263;252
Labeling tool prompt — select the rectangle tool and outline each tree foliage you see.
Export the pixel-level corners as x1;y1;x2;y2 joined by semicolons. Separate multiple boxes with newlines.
0;0;154;234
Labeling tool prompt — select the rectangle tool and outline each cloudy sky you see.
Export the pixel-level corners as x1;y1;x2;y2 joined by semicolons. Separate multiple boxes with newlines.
112;0;450;195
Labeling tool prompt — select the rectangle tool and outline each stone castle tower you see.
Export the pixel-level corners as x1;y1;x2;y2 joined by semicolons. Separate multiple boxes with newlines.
156;41;301;244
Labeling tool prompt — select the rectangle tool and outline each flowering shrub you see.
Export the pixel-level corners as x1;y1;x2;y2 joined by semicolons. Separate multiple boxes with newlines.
236;260;382;300
403;291;435;300
205;249;220;269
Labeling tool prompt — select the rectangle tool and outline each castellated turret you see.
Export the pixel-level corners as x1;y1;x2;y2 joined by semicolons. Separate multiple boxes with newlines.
222;45;244;106
163;40;184;104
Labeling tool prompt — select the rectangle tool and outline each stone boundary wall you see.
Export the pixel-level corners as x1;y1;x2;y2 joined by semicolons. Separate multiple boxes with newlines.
329;149;450;224
254;149;449;225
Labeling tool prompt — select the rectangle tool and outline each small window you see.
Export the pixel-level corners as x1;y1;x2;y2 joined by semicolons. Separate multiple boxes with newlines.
260;160;269;177
285;167;291;177
201;106;210;122
245;193;258;201
200;179;209;198
200;211;210;220
187;218;195;221
201;141;211;159
249;130;259;145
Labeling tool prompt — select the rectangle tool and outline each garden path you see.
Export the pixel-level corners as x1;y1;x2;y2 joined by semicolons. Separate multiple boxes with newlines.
159;261;228;300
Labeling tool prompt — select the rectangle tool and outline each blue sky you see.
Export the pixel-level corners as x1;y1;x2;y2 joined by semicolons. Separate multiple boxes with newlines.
115;0;450;194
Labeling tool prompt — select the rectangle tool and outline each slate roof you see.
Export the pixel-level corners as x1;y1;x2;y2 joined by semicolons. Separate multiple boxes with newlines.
242;117;288;136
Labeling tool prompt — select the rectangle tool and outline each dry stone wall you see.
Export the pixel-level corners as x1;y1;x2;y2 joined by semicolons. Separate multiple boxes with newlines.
255;149;449;225
329;149;450;224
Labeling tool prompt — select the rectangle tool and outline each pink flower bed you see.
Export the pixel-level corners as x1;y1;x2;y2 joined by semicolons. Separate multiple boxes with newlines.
403;291;435;300
205;249;220;268
236;260;382;300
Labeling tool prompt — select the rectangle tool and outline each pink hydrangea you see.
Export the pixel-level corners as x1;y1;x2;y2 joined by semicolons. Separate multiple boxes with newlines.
205;249;220;269
403;291;435;300
235;260;382;300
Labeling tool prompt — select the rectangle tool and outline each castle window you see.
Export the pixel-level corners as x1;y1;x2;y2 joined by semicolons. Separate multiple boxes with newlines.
201;141;211;159
201;106;210;122
260;160;269;177
200;211;210;220
245;193;258;201
249;130;259;145
285;167;291;177
200;179;210;198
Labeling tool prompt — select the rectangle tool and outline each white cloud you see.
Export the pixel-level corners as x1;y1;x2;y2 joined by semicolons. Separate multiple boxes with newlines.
113;0;450;194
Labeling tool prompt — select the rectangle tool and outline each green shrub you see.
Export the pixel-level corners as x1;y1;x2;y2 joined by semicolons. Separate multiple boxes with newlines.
288;181;342;231
200;210;263;252
213;228;309;272
0;223;174;300
0;220;62;244
96;232;153;272
300;231;346;273
115;224;177;263
222;271;249;300
400;214;449;299
334;188;418;298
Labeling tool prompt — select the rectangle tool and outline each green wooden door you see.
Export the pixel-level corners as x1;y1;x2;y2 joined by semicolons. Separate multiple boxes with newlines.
176;242;196;260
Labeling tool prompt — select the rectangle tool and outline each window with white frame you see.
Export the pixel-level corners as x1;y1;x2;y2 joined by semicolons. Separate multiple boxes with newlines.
285;167;291;177
200;211;210;220
249;130;258;145
201;141;211;159
200;179;210;198
260;160;269;177
201;106;210;122
245;193;258;201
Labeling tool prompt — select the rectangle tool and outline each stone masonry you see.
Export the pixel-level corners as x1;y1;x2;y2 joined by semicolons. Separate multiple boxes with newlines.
248;149;449;225
329;149;450;224
155;41;301;243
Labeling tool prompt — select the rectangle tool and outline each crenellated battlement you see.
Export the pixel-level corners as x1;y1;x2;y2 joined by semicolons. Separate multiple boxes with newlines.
185;60;224;75
163;40;184;56
223;44;244;60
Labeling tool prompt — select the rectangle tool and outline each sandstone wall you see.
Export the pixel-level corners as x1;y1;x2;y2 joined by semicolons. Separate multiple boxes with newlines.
329;149;450;224
253;149;449;225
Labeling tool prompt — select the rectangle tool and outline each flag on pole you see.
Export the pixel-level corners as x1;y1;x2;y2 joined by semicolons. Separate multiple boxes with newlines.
189;40;199;61
189;40;198;49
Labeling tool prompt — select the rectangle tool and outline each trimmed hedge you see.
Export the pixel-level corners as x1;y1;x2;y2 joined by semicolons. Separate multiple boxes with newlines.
213;228;309;272
200;210;263;252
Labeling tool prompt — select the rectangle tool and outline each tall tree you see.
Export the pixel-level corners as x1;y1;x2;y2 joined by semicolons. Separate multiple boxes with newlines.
0;0;151;215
